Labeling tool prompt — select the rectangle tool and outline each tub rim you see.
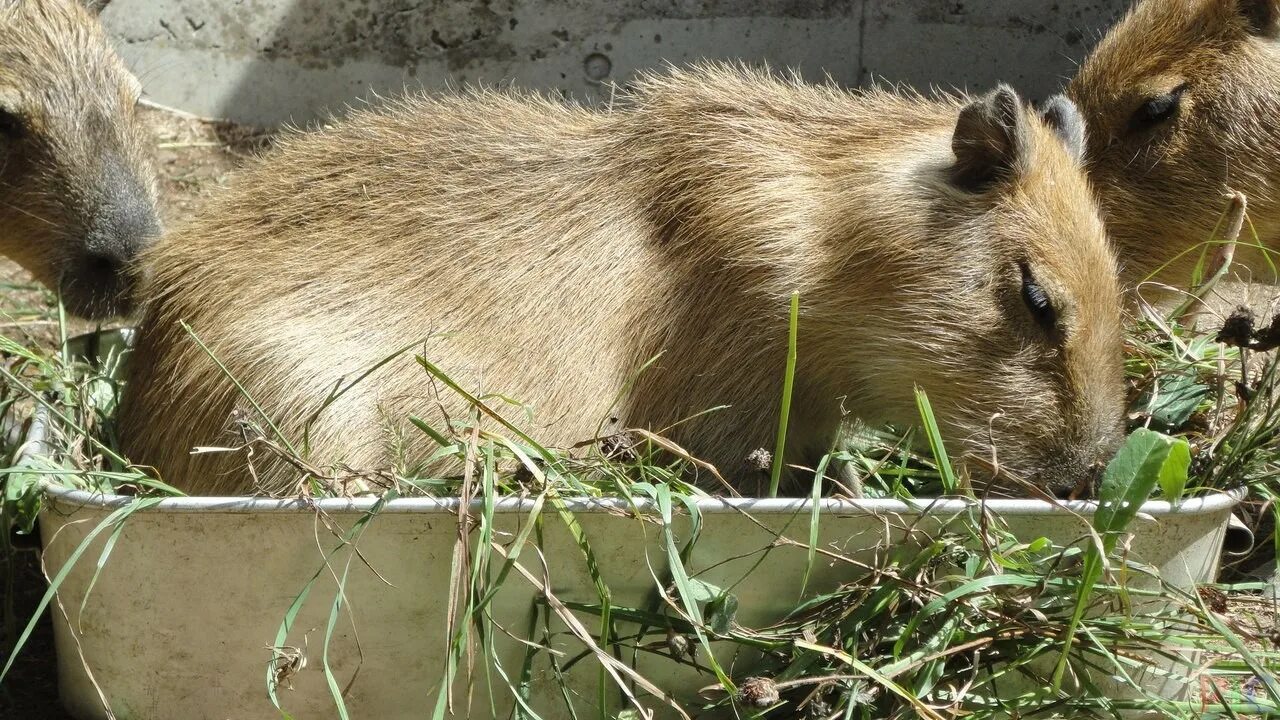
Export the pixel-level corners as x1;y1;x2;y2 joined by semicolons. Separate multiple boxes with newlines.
40;481;1247;516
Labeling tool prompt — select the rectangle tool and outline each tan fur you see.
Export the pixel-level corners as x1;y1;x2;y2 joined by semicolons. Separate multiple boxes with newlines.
0;0;159;318
121;65;1124;497
1068;0;1280;287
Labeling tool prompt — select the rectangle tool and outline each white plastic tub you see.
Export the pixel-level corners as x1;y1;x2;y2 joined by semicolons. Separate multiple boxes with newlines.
39;484;1245;720
28;329;1251;718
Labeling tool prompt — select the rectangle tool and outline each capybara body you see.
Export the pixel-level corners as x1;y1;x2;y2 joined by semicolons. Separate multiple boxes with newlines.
1068;0;1280;286
121;65;1124;497
0;0;159;319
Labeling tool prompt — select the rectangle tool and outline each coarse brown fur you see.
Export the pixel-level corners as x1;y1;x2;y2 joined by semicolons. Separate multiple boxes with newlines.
1068;0;1280;287
120;65;1125;497
0;0;159;319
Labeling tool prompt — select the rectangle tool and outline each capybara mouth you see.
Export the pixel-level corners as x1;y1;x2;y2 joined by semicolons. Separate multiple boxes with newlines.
966;449;1110;501
60;256;135;320
1027;457;1108;501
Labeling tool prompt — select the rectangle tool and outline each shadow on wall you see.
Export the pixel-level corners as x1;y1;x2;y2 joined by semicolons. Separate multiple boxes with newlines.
103;0;1129;128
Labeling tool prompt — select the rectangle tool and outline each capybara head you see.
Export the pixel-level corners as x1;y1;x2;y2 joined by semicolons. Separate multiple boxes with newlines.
0;0;159;319
883;87;1125;497
1068;0;1280;286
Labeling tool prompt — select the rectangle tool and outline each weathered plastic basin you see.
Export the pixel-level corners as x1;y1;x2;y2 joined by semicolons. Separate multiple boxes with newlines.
39;484;1243;719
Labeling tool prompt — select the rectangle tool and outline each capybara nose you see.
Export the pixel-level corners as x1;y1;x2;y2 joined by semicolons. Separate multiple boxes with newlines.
85;199;160;263
80;250;124;280
84;155;161;262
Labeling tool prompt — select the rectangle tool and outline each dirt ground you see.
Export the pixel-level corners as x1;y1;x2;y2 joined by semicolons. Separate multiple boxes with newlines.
0;103;272;720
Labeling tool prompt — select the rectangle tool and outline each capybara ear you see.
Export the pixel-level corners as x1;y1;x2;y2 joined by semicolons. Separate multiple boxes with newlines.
0;90;21;139
1039;94;1087;164
77;1;110;16
951;84;1025;192
1238;0;1280;36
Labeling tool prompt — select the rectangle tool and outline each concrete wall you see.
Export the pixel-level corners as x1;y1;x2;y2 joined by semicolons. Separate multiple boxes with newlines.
101;0;1133;127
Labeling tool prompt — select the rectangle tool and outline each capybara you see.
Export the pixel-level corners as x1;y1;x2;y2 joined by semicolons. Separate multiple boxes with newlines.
1068;0;1280;287
0;0;160;319
120;65;1125;498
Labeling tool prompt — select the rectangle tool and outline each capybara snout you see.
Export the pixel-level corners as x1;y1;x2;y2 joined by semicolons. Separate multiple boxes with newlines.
0;0;160;319
68;153;162;317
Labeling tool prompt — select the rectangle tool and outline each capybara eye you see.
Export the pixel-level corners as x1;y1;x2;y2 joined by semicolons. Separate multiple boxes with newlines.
1127;84;1186;134
1019;262;1057;333
0;108;23;140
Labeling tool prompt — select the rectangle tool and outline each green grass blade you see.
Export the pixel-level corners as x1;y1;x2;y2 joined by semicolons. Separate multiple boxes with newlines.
800;452;832;596
267;492;392;712
76;515;129;625
768;291;800;497
409;415;453;448
795;640;946;720
302;339;425;454
180;321;298;457
415;356;556;464
655;483;734;691
321;561;354;720
913;386;955;493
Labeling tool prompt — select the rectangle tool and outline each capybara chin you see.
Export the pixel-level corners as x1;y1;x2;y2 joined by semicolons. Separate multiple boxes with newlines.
1068;0;1280;288
120;65;1125;498
0;0;160;319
